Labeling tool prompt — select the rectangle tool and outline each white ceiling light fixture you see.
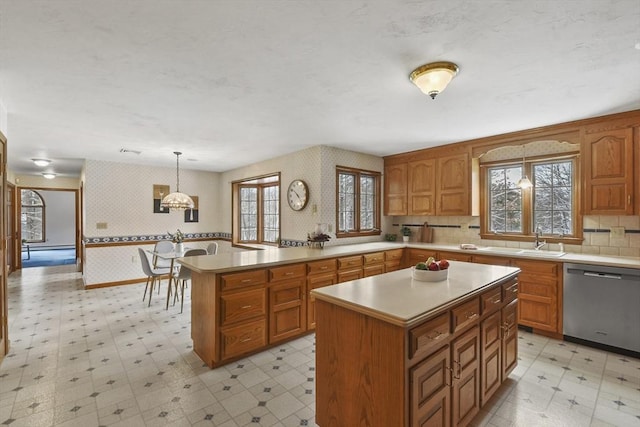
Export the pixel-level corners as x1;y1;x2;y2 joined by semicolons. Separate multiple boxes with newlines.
517;145;533;189
409;61;459;99
42;172;56;179
161;151;195;210
32;158;51;167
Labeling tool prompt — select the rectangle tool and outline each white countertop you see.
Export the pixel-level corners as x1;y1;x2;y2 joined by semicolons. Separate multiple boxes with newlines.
311;261;520;327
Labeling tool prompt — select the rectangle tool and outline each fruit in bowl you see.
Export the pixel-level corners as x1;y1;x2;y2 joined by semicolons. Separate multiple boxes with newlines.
412;258;450;282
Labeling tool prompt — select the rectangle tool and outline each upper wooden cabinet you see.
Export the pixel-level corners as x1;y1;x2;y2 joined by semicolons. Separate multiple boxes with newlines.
583;127;635;215
385;152;470;216
408;159;436;215
437;153;470;216
384;163;407;215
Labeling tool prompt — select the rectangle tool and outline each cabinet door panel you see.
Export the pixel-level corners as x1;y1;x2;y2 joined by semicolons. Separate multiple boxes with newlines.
451;326;480;427
307;273;337;330
269;280;305;343
385;164;408;215
409;159;436;216
437;154;469;216
481;312;502;405
411;345;451;427
503;300;518;377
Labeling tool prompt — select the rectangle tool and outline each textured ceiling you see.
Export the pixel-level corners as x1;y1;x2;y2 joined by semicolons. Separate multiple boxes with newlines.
1;1;639;177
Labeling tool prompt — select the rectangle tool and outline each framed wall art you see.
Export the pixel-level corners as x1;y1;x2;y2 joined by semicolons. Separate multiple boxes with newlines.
153;184;170;214
184;195;199;222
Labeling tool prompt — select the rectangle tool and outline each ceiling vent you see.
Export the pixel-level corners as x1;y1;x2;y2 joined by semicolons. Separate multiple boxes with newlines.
119;148;141;154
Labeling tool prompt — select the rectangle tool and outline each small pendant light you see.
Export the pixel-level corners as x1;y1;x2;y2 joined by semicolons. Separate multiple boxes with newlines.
161;152;195;210
517;145;533;189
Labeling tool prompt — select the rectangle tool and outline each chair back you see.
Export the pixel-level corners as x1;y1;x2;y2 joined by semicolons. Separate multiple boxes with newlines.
176;248;207;280
206;242;219;255
154;240;174;268
138;248;155;276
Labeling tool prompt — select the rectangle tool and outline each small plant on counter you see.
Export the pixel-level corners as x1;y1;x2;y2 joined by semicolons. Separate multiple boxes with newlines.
384;233;397;241
401;226;411;236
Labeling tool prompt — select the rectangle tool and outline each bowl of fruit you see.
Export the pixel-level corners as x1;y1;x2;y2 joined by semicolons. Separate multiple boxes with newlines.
412;257;450;282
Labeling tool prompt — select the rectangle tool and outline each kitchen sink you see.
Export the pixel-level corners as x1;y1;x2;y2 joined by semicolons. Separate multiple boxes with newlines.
478;247;565;258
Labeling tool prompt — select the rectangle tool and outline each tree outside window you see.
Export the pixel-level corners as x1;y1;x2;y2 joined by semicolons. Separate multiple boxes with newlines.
336;167;381;237
21;189;45;243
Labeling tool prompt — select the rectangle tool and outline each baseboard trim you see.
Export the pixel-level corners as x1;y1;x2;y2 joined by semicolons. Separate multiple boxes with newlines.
85;277;148;289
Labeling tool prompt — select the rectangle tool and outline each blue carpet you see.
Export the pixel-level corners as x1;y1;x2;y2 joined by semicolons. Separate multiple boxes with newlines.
22;248;76;268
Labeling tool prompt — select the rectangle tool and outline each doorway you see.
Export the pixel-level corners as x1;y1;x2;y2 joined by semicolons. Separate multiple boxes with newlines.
19;188;78;269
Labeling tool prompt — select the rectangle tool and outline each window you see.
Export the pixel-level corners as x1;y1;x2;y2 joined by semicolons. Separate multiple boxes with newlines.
21;189;45;243
482;156;580;242
336;167;381;237
234;174;280;245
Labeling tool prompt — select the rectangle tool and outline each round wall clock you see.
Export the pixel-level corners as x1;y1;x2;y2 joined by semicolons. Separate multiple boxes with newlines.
287;179;309;211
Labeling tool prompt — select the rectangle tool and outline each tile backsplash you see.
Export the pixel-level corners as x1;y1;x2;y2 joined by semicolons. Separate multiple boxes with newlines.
392;215;640;258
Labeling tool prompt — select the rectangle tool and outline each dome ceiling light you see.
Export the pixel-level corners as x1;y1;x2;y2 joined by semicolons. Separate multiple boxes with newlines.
161;152;195;210
409;61;459;99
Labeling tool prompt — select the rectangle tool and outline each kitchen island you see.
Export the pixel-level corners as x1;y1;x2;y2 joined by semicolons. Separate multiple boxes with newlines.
312;261;520;427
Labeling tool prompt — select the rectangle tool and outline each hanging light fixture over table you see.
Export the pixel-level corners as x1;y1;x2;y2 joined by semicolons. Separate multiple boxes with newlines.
409;61;459;99
517;145;533;189
161;152;194;210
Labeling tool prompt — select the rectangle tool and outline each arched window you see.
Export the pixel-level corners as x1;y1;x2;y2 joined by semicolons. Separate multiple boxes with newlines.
21;189;45;243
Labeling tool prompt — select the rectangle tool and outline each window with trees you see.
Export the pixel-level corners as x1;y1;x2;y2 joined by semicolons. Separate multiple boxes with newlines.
482;156;579;242
336;166;381;237
234;174;280;245
21;189;45;243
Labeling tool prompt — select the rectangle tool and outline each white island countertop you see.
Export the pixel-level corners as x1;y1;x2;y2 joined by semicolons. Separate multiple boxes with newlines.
311;261;520;328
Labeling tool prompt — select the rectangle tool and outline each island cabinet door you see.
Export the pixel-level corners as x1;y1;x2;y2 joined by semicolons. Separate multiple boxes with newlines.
502;299;518;378
480;311;502;406
410;345;451;427
268;278;306;343
451;326;480;427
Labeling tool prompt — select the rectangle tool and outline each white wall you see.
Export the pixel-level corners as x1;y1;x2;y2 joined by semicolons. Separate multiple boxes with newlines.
35;190;75;248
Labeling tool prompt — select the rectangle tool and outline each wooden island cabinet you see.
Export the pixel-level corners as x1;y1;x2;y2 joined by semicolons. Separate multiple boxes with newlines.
313;262;520;427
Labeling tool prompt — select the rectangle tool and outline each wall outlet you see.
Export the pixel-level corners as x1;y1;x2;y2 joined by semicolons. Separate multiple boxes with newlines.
96;222;108;229
610;226;625;238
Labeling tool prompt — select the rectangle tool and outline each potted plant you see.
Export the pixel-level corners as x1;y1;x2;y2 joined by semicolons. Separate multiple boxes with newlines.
168;229;185;252
401;226;411;242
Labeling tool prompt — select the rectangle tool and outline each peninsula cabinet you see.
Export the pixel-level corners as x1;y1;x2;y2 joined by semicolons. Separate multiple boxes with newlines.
583;127;635;215
313;265;519;427
306;259;337;330
268;264;306;343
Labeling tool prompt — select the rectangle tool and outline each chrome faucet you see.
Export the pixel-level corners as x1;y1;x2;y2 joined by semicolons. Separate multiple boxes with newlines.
534;226;546;250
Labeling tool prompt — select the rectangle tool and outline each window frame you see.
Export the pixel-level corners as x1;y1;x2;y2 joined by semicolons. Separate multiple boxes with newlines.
479;153;582;244
335;166;382;238
21;189;46;243
232;173;281;246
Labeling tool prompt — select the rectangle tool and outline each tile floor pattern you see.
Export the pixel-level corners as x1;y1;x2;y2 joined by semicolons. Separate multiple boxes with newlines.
0;266;637;426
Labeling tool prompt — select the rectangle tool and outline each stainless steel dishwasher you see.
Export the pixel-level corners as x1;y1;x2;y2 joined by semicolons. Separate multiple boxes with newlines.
563;263;640;354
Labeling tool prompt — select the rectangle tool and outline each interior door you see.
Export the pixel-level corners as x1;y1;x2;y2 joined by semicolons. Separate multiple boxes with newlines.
0;131;7;358
6;183;15;273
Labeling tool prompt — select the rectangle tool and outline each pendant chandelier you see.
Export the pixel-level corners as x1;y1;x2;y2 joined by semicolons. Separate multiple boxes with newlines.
517;145;533;189
161;152;195;210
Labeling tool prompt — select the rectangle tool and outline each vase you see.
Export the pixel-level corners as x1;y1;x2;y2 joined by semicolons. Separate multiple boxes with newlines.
402;236;409;243
314;223;324;235
175;242;184;253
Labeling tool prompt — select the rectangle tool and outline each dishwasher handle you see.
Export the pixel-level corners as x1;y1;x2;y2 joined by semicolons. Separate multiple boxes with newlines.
583;271;622;280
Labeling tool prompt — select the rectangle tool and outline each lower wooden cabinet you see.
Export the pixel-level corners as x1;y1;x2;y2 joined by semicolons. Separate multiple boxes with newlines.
451;326;480;426
220;318;267;360
511;259;561;334
306;272;336;330
410;345;451;427
502;299;518;377
269;278;306;343
407;248;438;267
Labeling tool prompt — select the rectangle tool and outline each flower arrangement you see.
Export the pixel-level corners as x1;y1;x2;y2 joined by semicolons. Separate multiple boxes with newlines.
168;229;185;243
307;230;331;248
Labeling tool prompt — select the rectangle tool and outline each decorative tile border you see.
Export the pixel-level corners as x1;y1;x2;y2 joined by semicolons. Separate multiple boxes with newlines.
280;239;307;247
83;232;231;244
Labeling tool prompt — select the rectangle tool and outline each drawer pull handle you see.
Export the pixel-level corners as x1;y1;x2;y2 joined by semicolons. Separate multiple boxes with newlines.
511;288;518;293
240;337;252;343
427;331;444;340
466;312;478;320
453;360;461;379
285;272;294;276
241;279;252;283
241;305;252;309
320;266;328;270
491;297;501;304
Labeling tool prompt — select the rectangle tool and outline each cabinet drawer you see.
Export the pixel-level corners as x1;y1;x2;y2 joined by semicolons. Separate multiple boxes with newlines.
221;269;267;291
363;252;385;265
385;249;404;262
269;264;306;282
409;312;451;359
385;260;402;272
503;280;518;303
363;264;385;277
307;259;337;275
221;318;267;360
481;288;502;314
338;255;363;270
451;298;480;333
472;255;511;266
221;288;266;326
438;250;472;263
511;259;559;276
338;269;362;283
